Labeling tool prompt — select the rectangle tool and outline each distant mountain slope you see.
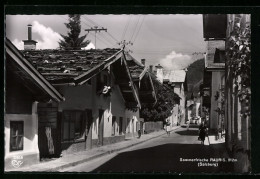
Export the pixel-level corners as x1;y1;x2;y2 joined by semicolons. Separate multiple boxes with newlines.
186;58;204;96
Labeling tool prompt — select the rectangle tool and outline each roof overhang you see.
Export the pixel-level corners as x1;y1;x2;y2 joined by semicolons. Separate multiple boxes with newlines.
205;67;225;72
122;52;141;108
5;39;64;102
74;49;123;85
125;54;157;106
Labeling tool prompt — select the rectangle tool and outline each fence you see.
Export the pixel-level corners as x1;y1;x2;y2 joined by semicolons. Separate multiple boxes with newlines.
143;121;164;134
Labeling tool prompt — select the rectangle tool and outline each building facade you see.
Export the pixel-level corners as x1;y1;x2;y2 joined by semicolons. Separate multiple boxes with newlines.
155;65;187;126
225;14;251;172
22;47;141;156
5;39;64;170
203;14;251;172
203;36;226;131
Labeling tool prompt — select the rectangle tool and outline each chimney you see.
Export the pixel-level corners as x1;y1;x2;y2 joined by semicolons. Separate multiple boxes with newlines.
23;24;37;50
141;59;146;66
28;24;32;40
155;64;163;69
149;65;153;73
154;64;164;83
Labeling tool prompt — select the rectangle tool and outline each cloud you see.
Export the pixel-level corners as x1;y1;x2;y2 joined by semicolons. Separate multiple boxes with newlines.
82;42;95;50
12;39;24;50
32;21;62;49
159;51;193;70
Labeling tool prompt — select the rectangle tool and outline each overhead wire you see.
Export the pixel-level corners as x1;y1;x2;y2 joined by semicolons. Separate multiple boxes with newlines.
121;15;132;41
82;15;120;47
132;15;145;44
84;15;120;44
81;17;115;47
129;15;142;42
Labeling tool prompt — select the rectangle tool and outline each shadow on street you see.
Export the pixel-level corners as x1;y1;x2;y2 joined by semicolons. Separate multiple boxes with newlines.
90;143;234;173
175;130;199;136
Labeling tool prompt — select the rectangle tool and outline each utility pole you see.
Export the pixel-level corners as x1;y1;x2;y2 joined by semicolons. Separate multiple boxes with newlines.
118;40;133;50
85;26;107;49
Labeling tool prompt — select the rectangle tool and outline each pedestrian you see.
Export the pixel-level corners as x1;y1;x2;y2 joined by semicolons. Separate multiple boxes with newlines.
138;129;141;139
198;120;207;145
198;116;202;125
186;119;190;130
166;119;171;136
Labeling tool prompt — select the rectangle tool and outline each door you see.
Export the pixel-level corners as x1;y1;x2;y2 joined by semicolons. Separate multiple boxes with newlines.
38;103;59;158
119;117;123;135
98;109;104;146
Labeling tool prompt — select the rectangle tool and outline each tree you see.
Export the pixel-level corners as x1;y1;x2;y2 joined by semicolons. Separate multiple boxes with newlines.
140;75;180;122
59;14;90;50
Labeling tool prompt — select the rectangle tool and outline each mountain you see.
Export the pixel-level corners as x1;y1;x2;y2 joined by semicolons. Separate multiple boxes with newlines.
186;58;204;98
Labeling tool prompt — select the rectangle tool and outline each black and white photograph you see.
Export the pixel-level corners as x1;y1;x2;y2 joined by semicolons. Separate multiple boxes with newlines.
4;10;252;174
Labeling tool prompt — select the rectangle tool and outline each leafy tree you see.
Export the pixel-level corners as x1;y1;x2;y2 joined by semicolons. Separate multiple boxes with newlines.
141;75;180;122
59;14;90;50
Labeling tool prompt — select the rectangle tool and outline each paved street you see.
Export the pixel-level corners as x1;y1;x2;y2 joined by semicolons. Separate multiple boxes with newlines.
60;126;233;173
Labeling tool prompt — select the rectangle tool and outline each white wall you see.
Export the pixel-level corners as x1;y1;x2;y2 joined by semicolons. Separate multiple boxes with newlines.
174;83;186;125
57;69;139;141
125;109;140;136
107;84;126;137
5;102;39;161
210;71;225;129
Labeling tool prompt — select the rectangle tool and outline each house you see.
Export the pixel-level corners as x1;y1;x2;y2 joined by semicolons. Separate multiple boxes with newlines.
203;14;226;131
22;48;142;155
124;57;157;136
203;14;251;172
201;69;211;121
203;39;225;130
19;25;142;156
155;64;187;126
5;39;64;170
225;14;251;172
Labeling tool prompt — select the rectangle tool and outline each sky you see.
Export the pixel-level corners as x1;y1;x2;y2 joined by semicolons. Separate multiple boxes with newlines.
5;14;205;70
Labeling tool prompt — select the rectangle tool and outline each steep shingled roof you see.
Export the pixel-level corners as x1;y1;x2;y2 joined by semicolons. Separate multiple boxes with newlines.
124;53;157;104
21;48;121;84
124;53;145;79
6;39;64;102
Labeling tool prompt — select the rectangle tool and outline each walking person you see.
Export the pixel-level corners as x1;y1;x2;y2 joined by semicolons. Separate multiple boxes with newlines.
165;119;171;136
198;120;207;145
186;119;190;130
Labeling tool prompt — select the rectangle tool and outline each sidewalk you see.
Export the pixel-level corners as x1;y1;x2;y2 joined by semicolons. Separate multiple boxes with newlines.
6;126;180;172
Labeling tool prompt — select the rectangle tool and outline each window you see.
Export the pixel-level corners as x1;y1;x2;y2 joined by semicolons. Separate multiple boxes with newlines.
112;116;116;136
119;117;123;135
63;110;85;141
10;121;24;151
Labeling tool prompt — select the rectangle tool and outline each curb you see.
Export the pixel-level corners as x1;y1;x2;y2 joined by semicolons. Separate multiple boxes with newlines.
42;126;181;172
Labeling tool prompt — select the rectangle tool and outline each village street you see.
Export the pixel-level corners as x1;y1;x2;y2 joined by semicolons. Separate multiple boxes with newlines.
60;126;233;173
5;14;251;173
